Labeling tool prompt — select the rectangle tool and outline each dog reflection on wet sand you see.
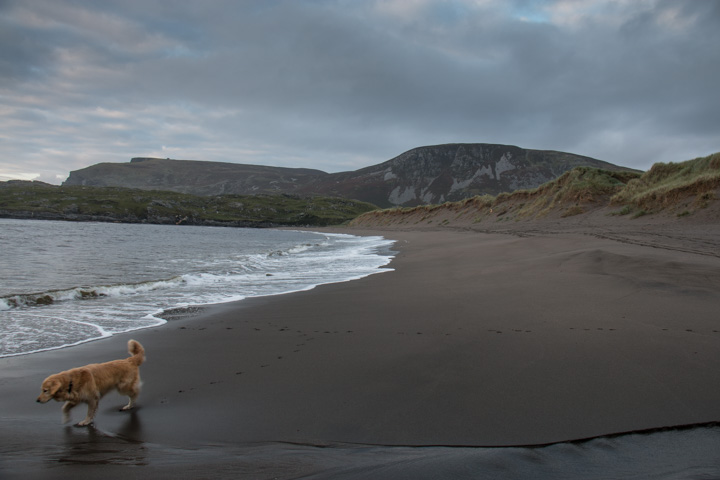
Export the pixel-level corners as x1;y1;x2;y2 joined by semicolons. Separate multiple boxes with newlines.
36;340;145;426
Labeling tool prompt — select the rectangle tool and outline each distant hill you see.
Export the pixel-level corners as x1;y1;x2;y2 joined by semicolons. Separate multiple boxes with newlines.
304;144;635;207
63;144;636;208
64;157;327;196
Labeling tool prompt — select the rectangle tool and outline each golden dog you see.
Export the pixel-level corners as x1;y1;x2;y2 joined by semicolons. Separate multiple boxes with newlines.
36;339;145;426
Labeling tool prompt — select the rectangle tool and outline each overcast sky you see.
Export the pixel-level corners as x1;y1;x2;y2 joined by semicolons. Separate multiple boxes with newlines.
1;0;718;184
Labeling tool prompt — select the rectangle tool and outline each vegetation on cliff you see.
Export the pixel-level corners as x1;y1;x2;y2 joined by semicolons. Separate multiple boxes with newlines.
351;152;719;227
0;182;378;227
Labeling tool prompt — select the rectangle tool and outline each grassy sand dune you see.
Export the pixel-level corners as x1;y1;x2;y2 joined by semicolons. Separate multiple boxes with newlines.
351;152;720;228
611;152;720;213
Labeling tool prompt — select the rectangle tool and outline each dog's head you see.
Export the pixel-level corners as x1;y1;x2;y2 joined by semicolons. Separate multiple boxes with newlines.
37;373;68;403
36;368;92;403
37;369;93;403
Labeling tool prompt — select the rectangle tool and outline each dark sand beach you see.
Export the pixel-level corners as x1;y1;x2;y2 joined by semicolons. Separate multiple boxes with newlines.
2;222;720;478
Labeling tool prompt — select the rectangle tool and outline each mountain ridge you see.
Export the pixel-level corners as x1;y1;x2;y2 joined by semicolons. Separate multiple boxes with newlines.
64;143;637;207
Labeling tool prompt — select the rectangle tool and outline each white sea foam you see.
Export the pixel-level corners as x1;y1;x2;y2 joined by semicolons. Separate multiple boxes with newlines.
0;220;394;357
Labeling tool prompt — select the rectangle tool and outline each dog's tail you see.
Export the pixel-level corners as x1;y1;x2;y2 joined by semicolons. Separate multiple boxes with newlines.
127;339;145;366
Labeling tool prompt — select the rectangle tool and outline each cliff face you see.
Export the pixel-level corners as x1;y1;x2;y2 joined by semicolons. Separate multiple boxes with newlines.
309;144;632;207
64;144;635;207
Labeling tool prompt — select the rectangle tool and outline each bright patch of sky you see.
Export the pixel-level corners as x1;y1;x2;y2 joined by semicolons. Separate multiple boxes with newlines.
512;1;551;23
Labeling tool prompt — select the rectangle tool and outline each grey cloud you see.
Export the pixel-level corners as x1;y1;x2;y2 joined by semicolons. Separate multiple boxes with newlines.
0;18;56;83
0;0;718;184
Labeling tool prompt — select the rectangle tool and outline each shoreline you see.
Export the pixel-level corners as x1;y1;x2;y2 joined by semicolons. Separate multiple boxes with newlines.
2;226;720;477
0;226;394;359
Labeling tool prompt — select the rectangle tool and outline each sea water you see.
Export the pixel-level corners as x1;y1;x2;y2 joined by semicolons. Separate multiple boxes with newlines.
0;219;394;357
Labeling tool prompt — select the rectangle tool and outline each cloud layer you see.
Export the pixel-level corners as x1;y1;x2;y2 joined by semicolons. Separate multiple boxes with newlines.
1;0;718;183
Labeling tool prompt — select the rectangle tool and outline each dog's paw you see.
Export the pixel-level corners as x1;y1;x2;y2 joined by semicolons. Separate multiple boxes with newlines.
76;419;94;427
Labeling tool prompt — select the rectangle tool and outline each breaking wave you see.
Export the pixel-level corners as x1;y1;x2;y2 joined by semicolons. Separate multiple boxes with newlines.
0;221;394;357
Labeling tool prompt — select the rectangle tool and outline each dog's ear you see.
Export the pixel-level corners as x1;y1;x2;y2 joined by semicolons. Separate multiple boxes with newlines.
47;377;64;398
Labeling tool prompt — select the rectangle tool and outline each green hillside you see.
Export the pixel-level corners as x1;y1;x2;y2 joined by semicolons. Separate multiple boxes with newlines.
0;182;378;227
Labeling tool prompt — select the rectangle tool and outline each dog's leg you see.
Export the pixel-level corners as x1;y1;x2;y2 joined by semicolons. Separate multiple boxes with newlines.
119;378;140;411
61;401;76;424
77;396;99;426
120;386;139;411
120;397;135;411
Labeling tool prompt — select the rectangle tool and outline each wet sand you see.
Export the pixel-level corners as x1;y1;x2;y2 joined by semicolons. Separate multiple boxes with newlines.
2;227;720;478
